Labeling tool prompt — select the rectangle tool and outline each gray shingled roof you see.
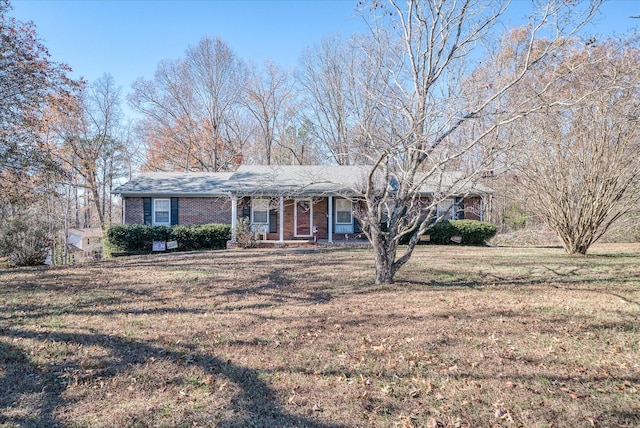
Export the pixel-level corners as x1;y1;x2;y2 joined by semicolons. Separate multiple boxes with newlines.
418;171;494;196
229;165;371;196
113;166;492;197
113;172;235;196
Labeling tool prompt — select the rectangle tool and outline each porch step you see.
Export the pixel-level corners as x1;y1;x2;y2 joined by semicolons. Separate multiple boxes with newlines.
226;239;370;249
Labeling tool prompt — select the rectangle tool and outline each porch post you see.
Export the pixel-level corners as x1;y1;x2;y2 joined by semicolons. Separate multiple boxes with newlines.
230;195;237;242
328;196;333;243
279;196;284;242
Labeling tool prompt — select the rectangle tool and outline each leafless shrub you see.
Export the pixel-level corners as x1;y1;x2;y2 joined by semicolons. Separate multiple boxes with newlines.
0;215;50;266
234;217;257;248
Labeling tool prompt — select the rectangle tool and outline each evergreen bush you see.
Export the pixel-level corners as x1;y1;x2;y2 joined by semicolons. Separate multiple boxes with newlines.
427;220;497;245
106;223;231;254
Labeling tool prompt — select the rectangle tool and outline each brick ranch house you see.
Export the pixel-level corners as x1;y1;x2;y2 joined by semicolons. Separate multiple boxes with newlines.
113;165;492;245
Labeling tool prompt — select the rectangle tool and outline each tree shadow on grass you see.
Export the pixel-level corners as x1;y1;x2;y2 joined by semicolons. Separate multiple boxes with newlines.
395;278;486;290
546;281;640;308
0;328;346;428
0;340;63;427
391;262;640;306
211;266;336;306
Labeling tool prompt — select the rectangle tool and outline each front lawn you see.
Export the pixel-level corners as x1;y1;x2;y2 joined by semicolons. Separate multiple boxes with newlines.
1;244;638;427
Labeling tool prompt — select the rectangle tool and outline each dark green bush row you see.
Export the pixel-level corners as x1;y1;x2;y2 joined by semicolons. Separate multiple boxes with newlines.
426;220;497;245
106;224;231;253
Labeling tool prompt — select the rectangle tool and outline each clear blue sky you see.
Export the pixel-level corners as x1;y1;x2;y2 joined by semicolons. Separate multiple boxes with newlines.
9;0;640;98
10;0;366;90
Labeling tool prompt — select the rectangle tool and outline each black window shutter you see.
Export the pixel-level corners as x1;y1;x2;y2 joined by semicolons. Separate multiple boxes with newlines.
354;217;362;233
171;197;179;225
455;197;465;220
143;198;152;225
242;199;251;218
269;209;277;233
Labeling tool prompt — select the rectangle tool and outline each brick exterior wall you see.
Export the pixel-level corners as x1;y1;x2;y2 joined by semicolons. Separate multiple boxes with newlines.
178;197;231;224
124;197;144;224
462;196;482;221
123;195;485;237
123;197;231;225
314;198;329;239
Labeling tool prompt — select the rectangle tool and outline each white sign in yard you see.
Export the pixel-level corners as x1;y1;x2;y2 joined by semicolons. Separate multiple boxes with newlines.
152;241;166;251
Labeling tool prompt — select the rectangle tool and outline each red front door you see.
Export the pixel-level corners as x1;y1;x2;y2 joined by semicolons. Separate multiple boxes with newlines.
295;199;312;237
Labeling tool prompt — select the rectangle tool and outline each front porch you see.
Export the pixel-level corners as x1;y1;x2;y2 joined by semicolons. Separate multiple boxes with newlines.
229;195;362;245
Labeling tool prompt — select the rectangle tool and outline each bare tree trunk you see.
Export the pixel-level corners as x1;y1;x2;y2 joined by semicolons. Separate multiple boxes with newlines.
88;171;105;230
83;176;90;228
46;192;55;265
74;175;80;228
63;182;71;265
107;157;114;226
101;158;107;227
373;235;394;284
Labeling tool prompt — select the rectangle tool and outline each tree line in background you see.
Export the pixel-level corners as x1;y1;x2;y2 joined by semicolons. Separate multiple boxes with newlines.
1;0;639;281
1;0;133;264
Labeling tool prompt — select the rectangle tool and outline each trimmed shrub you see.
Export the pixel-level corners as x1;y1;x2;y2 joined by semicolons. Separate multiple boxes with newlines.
172;225;197;250
427;220;497;245
191;223;231;249
106;224;149;252
106;223;231;254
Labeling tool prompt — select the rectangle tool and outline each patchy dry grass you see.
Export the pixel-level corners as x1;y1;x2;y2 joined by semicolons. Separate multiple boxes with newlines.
0;244;638;427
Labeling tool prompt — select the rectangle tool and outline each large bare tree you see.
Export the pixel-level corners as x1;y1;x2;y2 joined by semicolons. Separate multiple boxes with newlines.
47;73;127;230
297;35;356;165
348;0;601;284
243;60;298;165
298;31;395;165
129;37;249;172
514;38;640;254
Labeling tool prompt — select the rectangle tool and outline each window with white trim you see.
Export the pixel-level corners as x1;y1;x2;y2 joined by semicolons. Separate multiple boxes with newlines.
335;198;352;224
252;198;269;224
436;198;454;220
154;199;171;225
